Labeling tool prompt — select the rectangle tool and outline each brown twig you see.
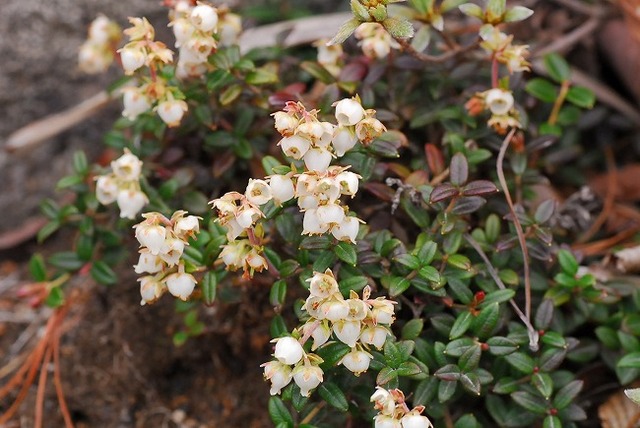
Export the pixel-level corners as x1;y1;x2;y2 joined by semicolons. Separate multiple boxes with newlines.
35;346;53;428
395;37;479;63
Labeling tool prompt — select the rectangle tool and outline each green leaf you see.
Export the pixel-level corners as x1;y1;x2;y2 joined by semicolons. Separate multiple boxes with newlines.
318;382;349;411
173;331;189;347
438;379;457;402
595;326;620;349
29;254;47;282
339;276;369;294
45;286;65;308
270;315;288;338
382;17;415;39
329;18;361;45
487;336;519;356
416;241;438;264
269;280;287;307
201;271;217;305
389;276;411;297
458;345;482;372
402;319;424;340
384;340;404;368
377;366;399;385
449;311;473;340
300;61;336;84
49;252;84;271
618;352;640;368
504;6;534;22
541;331;566;348
454;414;481;428
90;261;117;285
219;84;243;106
544;53;571;82
418;265;441;284
459;372;481;395
458;3;483;19
471;303;500;339
553;380;583;410
445;338;475;357
532;373;554;399
268;396;294;427
543;415;562;428
557;249;578;276
504;352;536;374
246;67;278;85
478;289;515;308
525;78;558;103
335;242;357;266
414;377;438;406
73;151;89;174
397;361;423;377
317;342;351;369
566;86;595;108
395;253;421;270
511;391;548;414
56;174;84;189
37;221;60;243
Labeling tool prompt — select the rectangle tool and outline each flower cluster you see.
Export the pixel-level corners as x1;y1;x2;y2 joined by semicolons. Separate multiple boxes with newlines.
211;190;269;278
262;269;396;397
117;17;189;127
95;150;148;219
168;2;241;79
371;387;434;428
465;87;522;134
314;38;343;77
480;24;530;74
303;270;395;374
78;15;121;74
354;22;400;60
133;211;200;305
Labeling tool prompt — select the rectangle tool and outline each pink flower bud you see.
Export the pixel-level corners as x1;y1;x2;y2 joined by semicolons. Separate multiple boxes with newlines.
274;336;304;365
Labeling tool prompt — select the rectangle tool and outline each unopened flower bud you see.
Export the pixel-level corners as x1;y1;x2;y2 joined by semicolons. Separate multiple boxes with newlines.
165;271;197;300
117;189;148;219
191;4;218;32
274;336;304;365
262;360;293;395
279;135;311;160
340;349;372;375
292;363;323;397
331;216;360;243
157;99;188;127
485;88;514;116
335;98;365;126
245;179;273;206
332;126;358;157
302;321;331;350
96;175;118;205
111;151;143;181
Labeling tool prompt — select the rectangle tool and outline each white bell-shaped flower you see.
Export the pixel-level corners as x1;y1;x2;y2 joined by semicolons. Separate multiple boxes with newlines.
316;203;345;227
218;13;242;46
269;175;295;206
159;237;185;266
333;319;362;347
171;18;195;47
370;299;396;325
190;4;218;32
304;295;326;320
134;250;163;274
220;239;250;269
331;216;360;243
262;360;293;395
316;122;335;148
246;248;268;272
315;177;341;204
317;41;343;66
119;47;146;75
157;99;188;127
274;336;304;365
346;298;368;321
302;321;332;350
401;412;434;428
362;37;393;60
235;206;261;229
340;349;372;375
296;121;326;143
245;179;273;206
371;386;396;415
139;276;166;305
296;173;317;196
183;36;216;62
135;223;167;255
96;175;119;205
374;414;402;428
117;189;148;219
303;147;332;172
332;126;358;157
272;111;299;136
355;117;386;144
298;195;319;211
335;98;366;126
360;325;389;350
292;363;323;397
279;135;311;160
174;215;200;238
165;271;197;300
224;218;245;241
308;269;339;298
122;87;152;121
302;209;330;235
336;171;360;196
111;151;143;181
88;16;113;44
321;299;350;322
485;88;514;116
78;43;111;74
